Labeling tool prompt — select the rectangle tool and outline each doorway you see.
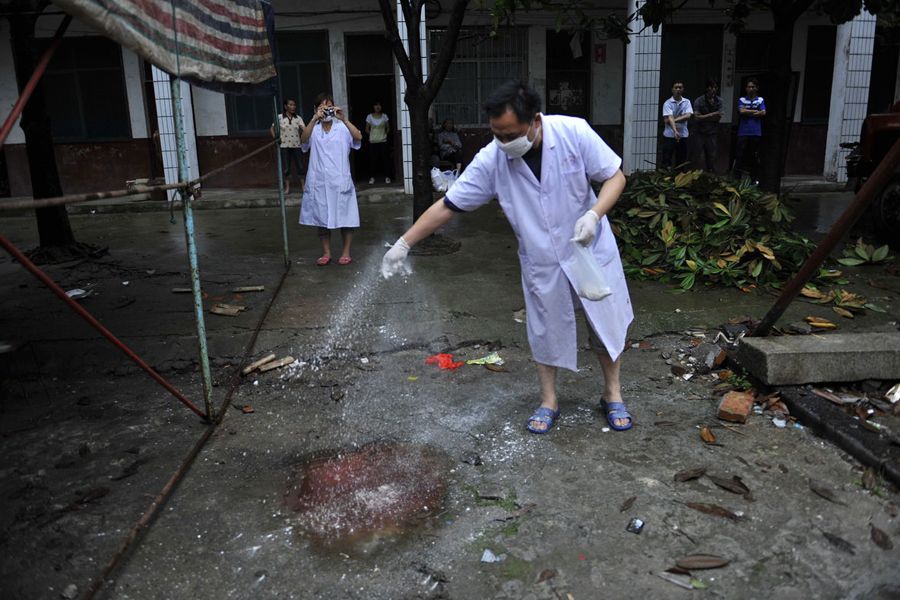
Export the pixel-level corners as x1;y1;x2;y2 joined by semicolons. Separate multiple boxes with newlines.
345;34;397;182
546;30;590;119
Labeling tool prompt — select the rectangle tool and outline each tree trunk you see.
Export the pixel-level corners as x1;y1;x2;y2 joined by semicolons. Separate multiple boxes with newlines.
758;17;797;194
9;14;75;248
409;97;435;221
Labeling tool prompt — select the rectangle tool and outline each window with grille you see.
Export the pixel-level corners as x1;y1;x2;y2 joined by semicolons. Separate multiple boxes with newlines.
225;30;332;135
429;27;528;126
41;37;131;141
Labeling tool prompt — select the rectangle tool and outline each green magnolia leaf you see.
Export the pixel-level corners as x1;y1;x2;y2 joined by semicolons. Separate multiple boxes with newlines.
690;578;708;589
680;273;696;289
837;257;866;266
864;303;887;313
751;260;763;278
872;245;890;262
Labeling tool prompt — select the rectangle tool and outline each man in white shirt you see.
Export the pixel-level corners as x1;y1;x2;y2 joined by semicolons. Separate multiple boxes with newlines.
660;80;693;169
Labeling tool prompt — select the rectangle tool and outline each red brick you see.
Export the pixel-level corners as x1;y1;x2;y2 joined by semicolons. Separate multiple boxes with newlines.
718;391;755;423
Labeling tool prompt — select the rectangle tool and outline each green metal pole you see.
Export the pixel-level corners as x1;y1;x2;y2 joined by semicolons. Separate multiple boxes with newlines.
273;96;290;267
171;76;214;419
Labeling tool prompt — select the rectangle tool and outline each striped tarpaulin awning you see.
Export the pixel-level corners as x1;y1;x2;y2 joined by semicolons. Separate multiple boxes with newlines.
51;0;276;91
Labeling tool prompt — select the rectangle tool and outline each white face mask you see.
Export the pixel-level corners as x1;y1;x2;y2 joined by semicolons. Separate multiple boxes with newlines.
495;122;537;158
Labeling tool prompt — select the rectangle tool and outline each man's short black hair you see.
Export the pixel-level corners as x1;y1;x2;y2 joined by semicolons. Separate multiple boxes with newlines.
746;78;759;87
484;80;542;123
672;80;684;87
706;78;718;88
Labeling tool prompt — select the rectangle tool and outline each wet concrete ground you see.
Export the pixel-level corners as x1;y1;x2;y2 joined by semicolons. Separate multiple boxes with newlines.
1;191;898;599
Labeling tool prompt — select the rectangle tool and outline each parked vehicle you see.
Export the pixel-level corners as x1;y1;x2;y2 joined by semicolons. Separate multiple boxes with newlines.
842;100;900;248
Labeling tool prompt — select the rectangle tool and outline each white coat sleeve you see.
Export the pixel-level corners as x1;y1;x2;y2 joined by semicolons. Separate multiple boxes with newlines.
343;123;361;151
576;120;621;184
443;145;497;212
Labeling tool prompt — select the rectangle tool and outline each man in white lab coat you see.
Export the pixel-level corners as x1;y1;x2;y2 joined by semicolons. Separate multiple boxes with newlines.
382;81;634;434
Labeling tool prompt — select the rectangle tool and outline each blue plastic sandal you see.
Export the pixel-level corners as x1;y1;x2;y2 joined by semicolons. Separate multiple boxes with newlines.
603;401;633;431
526;406;560;434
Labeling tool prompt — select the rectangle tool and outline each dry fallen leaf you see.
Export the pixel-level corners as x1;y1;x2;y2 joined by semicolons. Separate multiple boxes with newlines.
685;502;741;521
484;364;509;373
870;524;894;550
674;467;707;482
241;405;255;414
804;316;838;329
536;569;557;583
832;306;855;319
699;426;717;444
862;467;878;491
708;474;751;497
809;479;843;504
675;554;730;570
619;495;637;513
822;531;855;555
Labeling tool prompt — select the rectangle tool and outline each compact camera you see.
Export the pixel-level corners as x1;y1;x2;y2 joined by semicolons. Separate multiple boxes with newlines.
324;107;335;117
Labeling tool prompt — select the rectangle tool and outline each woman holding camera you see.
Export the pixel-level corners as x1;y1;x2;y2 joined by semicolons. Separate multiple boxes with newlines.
299;93;363;266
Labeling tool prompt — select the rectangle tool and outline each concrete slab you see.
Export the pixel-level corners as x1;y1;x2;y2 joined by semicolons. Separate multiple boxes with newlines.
737;333;900;385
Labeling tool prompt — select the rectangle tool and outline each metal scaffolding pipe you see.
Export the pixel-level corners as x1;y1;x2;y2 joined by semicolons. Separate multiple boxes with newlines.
752;136;900;337
273;96;291;267
170;76;214;419
0;234;207;419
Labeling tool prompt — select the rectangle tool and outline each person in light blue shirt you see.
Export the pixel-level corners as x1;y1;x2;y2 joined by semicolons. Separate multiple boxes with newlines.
734;78;766;182
660;80;693;169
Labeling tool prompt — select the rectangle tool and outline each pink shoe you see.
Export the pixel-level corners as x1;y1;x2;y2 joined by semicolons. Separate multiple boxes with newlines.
338;256;353;266
316;256;331;266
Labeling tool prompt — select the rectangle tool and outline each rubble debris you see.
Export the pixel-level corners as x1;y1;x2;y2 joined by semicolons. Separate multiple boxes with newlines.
425;353;465;370
717;391;755;423
466;352;504;366
675;554;729;570
242;353;277;376
699;426;717;444
231;285;265;292
656;572;694;590
259;356;294;372
480;549;505;563
210;303;247;316
65;288;89;300
809;479;844;505
626;517;644;534
886;383;900;405
171;287;192;293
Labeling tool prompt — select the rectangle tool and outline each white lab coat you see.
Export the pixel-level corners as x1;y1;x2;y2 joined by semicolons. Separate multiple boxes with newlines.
445;114;633;371
299;120;362;228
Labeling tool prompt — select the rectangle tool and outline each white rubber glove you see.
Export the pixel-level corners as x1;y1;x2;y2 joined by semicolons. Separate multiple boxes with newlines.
572;210;600;246
381;236;412;279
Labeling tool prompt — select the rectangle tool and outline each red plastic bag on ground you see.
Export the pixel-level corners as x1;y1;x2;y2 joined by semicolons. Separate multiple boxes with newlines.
425;353;465;370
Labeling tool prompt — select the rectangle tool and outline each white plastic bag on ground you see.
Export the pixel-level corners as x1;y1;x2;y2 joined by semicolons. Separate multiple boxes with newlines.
430;167;459;193
570;239;612;300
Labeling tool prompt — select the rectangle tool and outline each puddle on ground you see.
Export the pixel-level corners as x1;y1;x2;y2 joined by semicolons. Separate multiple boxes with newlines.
284;442;450;552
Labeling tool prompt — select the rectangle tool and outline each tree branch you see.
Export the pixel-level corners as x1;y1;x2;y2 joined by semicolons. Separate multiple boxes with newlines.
424;0;470;103
377;0;421;96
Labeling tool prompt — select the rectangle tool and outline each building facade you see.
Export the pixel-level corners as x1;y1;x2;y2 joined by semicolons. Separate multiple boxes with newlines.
0;0;897;197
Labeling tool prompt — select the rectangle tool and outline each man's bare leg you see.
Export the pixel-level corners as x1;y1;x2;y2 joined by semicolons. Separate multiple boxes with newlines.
528;363;558;432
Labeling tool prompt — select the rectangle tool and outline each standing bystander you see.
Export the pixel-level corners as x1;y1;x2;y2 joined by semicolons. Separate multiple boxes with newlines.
660;80;693;169
365;102;391;184
692;79;723;173
734;78;766;183
271;99;305;194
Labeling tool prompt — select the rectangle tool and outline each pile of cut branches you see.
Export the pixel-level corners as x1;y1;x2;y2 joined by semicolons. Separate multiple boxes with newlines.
611;170;814;290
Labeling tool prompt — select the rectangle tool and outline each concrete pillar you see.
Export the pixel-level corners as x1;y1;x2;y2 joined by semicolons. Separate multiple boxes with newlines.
121;48;148;139
152;65;199;200
396;0;427;194
824;11;876;183
329;25;348;110
528;25;546;105
622;0;661;173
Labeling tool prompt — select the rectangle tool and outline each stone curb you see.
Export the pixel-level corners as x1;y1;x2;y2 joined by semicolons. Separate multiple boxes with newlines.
779;386;900;486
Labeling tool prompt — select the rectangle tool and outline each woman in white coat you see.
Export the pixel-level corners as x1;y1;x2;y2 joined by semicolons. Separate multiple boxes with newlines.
300;93;363;266
382;81;634;434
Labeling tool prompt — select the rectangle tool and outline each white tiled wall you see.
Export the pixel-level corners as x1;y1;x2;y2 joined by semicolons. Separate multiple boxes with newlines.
396;1;428;195
622;0;661;173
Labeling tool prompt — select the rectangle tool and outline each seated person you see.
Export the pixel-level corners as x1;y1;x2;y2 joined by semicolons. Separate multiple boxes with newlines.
437;118;464;171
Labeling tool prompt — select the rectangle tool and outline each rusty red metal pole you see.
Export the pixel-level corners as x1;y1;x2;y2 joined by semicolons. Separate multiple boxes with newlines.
752;136;900;337
0;234;208;419
0;15;71;150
